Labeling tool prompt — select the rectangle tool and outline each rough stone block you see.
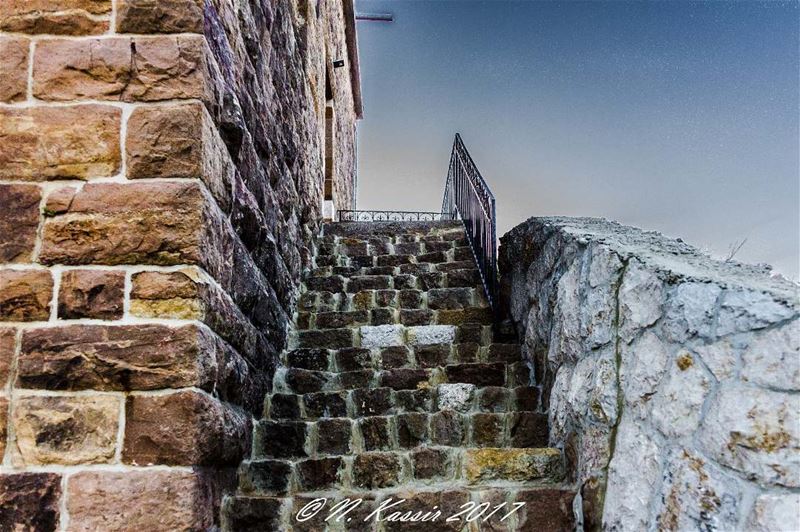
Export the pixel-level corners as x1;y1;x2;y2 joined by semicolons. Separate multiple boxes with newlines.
359;416;393;451
427;288;473;310
224;496;285;532
514;489;576;532
0;105;121;180
124;390;251;466
0;36;29;103
316;310;370;329
446;362;506;386
304;391;348;419
398;289;423;309
348;275;392;292
352;387;393;416
39;182;203;265
380;368;429;390
397;413;428;448
414;343;450;367
268;393;300;420
316;419;352;455
239;460;291;495
412;448;449;479
375;289;397;307
0;328;13;387
352;452;401;489
67;470;215;530
0;397;7;458
286;348;330;371
297;329;353;349
360;324;404;348
126;103;233;211
408;325;457;345
395;389;431;413
471;413;505;447
371;307;396;325
17;324;232;392
399;309;433;326
284;368;329;394
0;184;40;262
0;0;111;34
437;383;475;412
296;457;343;491
116;0;204;33
463;448;562;483
33;35;209;102
0;473;62;532
12;395;119;465
430;411;464;446
0;269;52;321
58;269;124;319
254;420;307;459
478;386;511;412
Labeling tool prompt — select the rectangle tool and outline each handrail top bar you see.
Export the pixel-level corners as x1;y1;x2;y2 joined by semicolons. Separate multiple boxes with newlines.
453;133;496;202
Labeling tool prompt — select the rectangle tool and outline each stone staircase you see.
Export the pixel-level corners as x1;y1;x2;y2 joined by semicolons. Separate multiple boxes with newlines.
223;221;575;531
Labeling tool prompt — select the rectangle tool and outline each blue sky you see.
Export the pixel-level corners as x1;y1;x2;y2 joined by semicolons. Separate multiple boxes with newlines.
353;0;799;278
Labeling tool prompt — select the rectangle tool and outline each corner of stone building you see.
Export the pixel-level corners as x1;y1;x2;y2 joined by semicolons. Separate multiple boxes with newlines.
0;0;361;528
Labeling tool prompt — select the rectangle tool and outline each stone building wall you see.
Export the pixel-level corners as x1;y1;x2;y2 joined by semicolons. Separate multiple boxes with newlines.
499;217;799;530
0;0;359;528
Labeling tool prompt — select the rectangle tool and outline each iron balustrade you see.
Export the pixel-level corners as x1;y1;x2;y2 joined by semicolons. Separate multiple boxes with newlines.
441;133;497;312
337;210;454;222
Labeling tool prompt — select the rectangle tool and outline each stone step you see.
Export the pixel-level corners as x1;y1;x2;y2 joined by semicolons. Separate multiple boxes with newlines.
224;483;576;532
304;268;482;292
281;343;522;373
274;360;531;395
252;411;548;460
266;384;540;421
238;446;564;497
297;286;489;314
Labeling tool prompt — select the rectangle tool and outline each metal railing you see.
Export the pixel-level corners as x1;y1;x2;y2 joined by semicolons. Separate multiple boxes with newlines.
441;134;497;311
337;210;454;222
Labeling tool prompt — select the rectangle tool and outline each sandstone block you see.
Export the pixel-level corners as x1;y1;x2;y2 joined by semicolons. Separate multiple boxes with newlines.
514;489;576;532
0;328;13;387
0;105;121;180
12;395;119;465
124;390;251;466
117;0;204;33
126;103;233;211
33;35;209;102
0;269;52;321
17;323;231;392
463;448;562;483
0;37;29;102
0;184;40;263
58;269;124;319
0;0;111;34
130;269;203;319
43;186;78;216
0;473;62;531
39;182;204;265
0;397;7;458
67;470;215;530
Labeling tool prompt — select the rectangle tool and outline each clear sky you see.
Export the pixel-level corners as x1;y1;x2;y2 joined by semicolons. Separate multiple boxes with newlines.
353;0;799;279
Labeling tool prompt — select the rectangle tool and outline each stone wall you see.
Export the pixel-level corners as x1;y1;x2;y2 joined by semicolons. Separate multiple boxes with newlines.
499;217;799;531
0;0;359;528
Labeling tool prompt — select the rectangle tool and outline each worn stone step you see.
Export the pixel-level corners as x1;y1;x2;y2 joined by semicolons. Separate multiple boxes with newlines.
297;307;494;331
239;446;563;498
225;482;576;532
265;384;540;421
252;411;548;460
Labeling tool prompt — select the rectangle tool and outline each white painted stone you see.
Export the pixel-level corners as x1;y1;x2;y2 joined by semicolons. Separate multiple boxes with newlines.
436;383;474;412
621;331;669;412
698;382;800;487
663;282;721;342
744;493;800;532
603;416;662;531
360;324;405;348
618;258;663;342
717;288;796;337
654;448;743;531
651;351;712;439
407;325;456;345
694;338;739;382
741;320;800;391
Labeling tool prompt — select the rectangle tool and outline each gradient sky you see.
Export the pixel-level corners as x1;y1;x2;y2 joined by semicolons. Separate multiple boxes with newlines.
353;0;799;279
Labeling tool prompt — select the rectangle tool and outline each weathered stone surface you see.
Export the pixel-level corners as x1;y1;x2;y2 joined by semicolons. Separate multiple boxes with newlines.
651;351;711;438
698;383;799;487
58;269;124;319
407;325;456;345
353;452;401;489
0;184;40;262
67;470;215;530
741;320;799;391
0;473;62;531
0;0;110;34
116;0;204;33
436;383;474;412
316;418;352;455
744;492;800;532
361;324;404;347
12;395;119;465
17;324;239;393
0;397;7;458
514;489;576;532
296;457;343;491
33;36;209;102
463;448;562;483
0;269;52;321
254;420;307;459
0;36;29;103
0;328;13;386
39;182;204;265
126;103;234;210
44;186;78;216
0;105;121;180
123;390;251;466
655;449;742;531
